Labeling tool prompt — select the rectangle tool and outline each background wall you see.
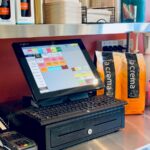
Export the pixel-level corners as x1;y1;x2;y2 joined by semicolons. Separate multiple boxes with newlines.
138;0;150;52
0;0;150;103
146;0;150;22
0;34;126;103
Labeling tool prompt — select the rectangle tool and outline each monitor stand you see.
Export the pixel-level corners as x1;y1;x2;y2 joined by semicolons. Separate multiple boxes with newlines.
28;92;93;108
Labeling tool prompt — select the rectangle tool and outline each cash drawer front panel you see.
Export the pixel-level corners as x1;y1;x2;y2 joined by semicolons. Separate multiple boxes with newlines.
50;109;122;148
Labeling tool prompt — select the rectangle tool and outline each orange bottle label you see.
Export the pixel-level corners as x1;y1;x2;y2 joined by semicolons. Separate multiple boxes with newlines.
0;7;9;15
21;2;29;10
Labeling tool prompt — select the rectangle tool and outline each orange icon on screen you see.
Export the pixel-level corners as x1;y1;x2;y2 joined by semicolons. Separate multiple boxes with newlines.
52;61;59;66
59;61;66;66
46;62;53;67
41;68;48;72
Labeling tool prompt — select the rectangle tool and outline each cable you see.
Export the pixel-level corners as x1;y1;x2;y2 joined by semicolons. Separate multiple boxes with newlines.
3;145;11;150
0;140;11;150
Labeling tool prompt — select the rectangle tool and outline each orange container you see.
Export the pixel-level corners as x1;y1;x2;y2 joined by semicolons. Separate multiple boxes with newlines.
96;52;146;114
121;53;146;114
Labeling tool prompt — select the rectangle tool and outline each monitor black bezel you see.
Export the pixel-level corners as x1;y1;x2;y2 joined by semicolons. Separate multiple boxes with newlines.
13;39;103;102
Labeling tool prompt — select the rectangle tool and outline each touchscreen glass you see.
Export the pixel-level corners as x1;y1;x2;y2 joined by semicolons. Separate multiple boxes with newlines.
22;43;97;94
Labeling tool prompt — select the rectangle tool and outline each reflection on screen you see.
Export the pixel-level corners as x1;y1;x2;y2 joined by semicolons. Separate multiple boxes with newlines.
22;43;96;94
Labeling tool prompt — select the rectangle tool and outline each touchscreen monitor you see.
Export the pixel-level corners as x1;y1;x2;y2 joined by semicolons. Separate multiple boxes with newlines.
13;39;103;102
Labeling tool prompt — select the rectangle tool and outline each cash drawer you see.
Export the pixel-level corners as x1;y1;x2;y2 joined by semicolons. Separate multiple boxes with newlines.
46;108;123;149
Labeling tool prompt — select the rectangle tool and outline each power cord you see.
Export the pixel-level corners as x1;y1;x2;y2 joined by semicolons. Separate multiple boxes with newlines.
0;140;11;150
